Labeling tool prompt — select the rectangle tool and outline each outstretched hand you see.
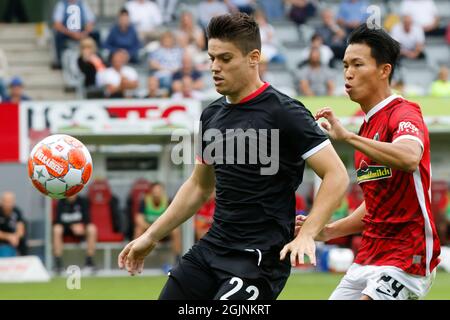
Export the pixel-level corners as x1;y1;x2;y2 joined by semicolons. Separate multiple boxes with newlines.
118;235;157;276
315;107;353;142
280;231;317;267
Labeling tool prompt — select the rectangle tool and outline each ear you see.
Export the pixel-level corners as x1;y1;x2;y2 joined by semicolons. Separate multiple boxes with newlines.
380;63;392;81
248;49;261;67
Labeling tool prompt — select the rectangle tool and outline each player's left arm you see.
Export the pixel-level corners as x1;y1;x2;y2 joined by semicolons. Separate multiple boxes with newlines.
280;144;349;266
316;107;423;172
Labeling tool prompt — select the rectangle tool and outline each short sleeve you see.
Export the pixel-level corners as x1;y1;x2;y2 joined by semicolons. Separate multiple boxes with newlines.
390;102;426;150
52;2;64;23
279;100;330;160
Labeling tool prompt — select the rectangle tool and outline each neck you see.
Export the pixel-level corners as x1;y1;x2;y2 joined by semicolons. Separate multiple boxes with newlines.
226;77;265;104
359;86;393;113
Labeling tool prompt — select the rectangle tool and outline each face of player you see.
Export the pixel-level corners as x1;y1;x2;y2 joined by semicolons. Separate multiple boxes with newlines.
343;43;389;106
208;38;259;100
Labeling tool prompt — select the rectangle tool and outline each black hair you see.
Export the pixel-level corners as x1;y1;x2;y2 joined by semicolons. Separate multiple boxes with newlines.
347;24;400;82
119;8;129;15
206;12;261;55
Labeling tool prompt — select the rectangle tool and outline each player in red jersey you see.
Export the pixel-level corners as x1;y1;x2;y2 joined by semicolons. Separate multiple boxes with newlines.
310;24;441;300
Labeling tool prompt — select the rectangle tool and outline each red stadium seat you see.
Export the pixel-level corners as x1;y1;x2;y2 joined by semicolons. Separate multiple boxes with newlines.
88;179;124;242
129;178;152;221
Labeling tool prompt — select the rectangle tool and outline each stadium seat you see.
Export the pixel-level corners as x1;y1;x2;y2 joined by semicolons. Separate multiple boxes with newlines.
125;178;152;240
88;179;124;242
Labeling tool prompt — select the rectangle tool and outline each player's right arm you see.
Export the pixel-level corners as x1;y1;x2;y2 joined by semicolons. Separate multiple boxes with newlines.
118;162;215;275
295;201;366;241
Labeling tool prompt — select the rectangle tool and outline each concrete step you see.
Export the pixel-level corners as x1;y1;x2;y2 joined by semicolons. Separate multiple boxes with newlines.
24;73;64;88
6;50;52;66
9;65;60;77
27;88;76;101
0;23;39;39
0;41;39;51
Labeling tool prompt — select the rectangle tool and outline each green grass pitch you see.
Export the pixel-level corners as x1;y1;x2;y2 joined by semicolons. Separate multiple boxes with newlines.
0;271;449;300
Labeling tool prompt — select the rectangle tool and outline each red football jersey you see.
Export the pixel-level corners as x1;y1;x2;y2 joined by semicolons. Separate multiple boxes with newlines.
353;95;440;276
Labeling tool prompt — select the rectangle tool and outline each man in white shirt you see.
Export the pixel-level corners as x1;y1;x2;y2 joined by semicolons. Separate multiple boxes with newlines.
400;0;444;35
96;49;139;98
390;15;425;60
125;0;163;43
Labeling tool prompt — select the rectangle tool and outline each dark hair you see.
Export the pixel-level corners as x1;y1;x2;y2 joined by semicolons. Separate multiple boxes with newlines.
206;13;261;55
119;8;129;15
347;24;400;82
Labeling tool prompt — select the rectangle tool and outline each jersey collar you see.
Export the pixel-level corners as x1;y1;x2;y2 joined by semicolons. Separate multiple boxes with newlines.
364;94;402;122
225;82;270;104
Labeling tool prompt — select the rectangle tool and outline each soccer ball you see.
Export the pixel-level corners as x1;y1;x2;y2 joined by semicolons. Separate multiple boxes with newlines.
28;134;93;199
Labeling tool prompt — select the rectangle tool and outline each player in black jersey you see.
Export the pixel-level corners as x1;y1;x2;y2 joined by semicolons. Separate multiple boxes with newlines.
119;12;349;300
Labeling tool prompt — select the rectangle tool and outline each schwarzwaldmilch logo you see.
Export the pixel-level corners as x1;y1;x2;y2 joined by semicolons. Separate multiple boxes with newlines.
357;160;392;183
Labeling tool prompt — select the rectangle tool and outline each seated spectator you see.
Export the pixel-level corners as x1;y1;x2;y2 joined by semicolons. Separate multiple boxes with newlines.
156;0;179;24
297;48;335;96
400;0;445;36
77;37;106;89
96;49;139;98
430;66;450;98
0;192;26;257
224;0;256;15
285;0;317;26
51;0;99;69
175;10;206;54
258;0;285;22
172;52;204;94
145;77;169;98
134;183;181;263
197;0;230;29
171;76;204;99
53;194;97;273
195;191;215;241
254;9;285;64
148;31;184;90
0;49;9;101
3;77;31;103
298;33;334;67
390;15;425;60
104;8;142;64
125;0;163;44
315;8;347;63
336;0;369;34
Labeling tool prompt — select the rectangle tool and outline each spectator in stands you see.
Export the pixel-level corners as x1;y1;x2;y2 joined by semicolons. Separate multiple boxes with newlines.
285;0;317;26
145;76;169;98
96;49;139;98
1;0;28;23
257;0;285;22
197;0;230;29
336;0;369;34
446;22;450;44
3;77;31;103
254;9;285;64
297;47;335;96
430;66;450;97
400;0;445;36
134;182;181;263
125;0;163;44
224;0;256;15
390;15;426;60
53;194;97;273
104;8;142;64
298;33;334;67
148;31;184;91
0;49;9;101
315;8;347;63
175;10;206;54
171;52;204;95
51;0;99;70
156;0;179;23
0;192;26;257
171;76;204;99
77;37;106;89
195;191;215;241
